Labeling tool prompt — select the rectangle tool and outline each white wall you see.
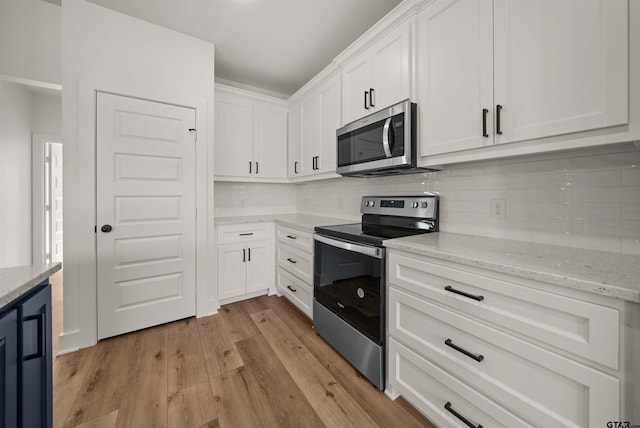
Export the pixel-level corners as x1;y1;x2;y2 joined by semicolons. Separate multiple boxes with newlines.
32;93;62;136
0;0;61;84
214;182;297;216
297;143;640;255
0;81;33;268
61;0;215;352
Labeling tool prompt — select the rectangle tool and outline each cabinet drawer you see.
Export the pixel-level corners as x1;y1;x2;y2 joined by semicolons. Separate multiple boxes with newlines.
388;252;620;369
217;223;271;244
276;225;313;253
277;242;313;284
277;267;312;319
389;287;619;428
388;339;532;428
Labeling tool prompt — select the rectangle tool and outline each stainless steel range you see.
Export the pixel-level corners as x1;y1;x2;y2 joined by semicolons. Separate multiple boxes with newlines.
313;195;439;390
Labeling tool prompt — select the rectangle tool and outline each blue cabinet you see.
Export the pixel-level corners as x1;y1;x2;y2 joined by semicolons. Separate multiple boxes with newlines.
0;280;52;428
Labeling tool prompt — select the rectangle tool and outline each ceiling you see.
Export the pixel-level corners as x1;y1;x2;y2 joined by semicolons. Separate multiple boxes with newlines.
83;0;403;98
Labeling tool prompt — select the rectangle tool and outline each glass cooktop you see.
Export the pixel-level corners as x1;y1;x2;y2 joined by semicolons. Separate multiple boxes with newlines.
314;222;433;247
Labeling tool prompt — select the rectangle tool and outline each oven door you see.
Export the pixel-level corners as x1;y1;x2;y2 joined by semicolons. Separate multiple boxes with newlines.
313;234;385;344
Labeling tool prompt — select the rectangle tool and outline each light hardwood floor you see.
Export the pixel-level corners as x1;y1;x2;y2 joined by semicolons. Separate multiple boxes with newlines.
51;274;435;428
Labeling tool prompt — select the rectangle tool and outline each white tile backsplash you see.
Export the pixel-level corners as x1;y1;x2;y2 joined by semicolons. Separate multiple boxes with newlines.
214;182;297;217
296;143;640;255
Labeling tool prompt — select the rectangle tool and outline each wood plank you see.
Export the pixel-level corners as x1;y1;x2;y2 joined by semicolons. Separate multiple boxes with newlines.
300;331;436;428
210;366;281;428
168;382;218;428
253;295;314;338
63;334;135;427
250;309;380;428
53;345;98;428
235;334;325;428
218;300;261;342
167;317;209;391
71;410;118;428
115;326;168;428
196;314;243;378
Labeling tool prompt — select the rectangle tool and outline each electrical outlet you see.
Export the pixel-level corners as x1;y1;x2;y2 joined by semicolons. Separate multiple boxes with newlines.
490;199;506;219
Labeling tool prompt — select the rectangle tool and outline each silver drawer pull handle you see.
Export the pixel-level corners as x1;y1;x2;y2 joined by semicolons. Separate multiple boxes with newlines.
445;402;482;428
286;258;297;264
286;235;297;240
444;285;484;301
444;339;484;362
287;285;297;293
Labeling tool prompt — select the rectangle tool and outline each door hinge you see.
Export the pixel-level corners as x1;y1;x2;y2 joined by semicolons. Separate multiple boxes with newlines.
195;208;198;219
45;204;51;212
45;156;51;163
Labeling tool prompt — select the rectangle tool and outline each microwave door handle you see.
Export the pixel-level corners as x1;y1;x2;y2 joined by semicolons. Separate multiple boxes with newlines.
382;117;393;158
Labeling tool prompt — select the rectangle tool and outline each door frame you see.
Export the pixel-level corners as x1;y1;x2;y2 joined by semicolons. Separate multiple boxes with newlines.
32;133;62;266
59;75;215;353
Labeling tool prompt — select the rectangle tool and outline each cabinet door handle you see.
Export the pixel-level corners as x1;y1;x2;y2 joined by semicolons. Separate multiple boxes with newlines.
369;88;375;107
239;233;254;236
482;108;489;137
256;162;259;174
23;313;45;360
249;161;252;174
248;248;251;262
294;161;298;174
444;339;484;362
364;90;370;109
287;285;297;293
286;235;297;240
286;258;297;264
243;248;246;262
444;402;483;428
496;104;503;135
444;285;484;301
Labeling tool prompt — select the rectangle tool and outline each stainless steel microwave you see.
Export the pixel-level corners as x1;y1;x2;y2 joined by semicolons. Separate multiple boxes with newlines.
336;100;434;177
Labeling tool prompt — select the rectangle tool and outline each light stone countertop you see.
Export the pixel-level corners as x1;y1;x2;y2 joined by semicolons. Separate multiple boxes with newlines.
0;263;62;307
214;213;356;233
384;232;640;303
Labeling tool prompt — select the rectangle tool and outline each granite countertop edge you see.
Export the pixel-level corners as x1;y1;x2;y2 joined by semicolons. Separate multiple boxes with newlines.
214;213;356;232
0;262;62;307
384;233;640;304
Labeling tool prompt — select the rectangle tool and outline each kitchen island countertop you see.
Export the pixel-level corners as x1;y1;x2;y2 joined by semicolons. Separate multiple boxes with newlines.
0;263;62;307
384;232;640;303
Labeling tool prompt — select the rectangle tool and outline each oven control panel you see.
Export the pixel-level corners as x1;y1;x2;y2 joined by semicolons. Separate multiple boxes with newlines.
361;195;438;219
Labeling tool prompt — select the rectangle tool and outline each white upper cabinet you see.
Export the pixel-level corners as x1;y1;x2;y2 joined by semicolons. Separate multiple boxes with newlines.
418;0;630;163
341;21;412;125
215;85;288;181
289;72;341;178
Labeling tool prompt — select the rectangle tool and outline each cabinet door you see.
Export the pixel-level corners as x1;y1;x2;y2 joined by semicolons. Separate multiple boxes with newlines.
215;94;253;177
288;103;301;177
418;0;494;158
245;240;272;293
21;283;52;428
300;94;320;176
254;102;288;179
0;309;18;428
218;243;248;301
493;0;628;145
370;22;412;112
317;75;341;175
341;53;371;124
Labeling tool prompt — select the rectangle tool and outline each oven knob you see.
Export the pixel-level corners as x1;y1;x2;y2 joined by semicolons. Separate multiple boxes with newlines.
411;201;419;208
366;200;375;207
421;201;428;208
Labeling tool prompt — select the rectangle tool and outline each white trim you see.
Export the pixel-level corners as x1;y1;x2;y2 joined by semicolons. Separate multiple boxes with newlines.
32;133;62;266
60;73;215;352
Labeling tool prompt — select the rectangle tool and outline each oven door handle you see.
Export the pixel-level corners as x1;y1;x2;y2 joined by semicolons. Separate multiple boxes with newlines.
314;234;384;259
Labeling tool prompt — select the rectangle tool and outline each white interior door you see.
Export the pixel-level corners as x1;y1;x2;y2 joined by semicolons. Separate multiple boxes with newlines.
48;143;63;263
96;92;196;340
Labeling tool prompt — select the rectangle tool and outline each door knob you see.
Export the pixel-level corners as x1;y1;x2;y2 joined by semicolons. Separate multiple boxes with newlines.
101;224;113;233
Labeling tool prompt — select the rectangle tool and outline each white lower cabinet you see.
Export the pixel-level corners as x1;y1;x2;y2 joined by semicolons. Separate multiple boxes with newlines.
387;250;630;428
275;224;314;318
216;223;274;304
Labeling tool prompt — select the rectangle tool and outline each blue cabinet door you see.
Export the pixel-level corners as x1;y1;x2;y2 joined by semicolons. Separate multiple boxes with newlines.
0;308;18;427
21;282;52;428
